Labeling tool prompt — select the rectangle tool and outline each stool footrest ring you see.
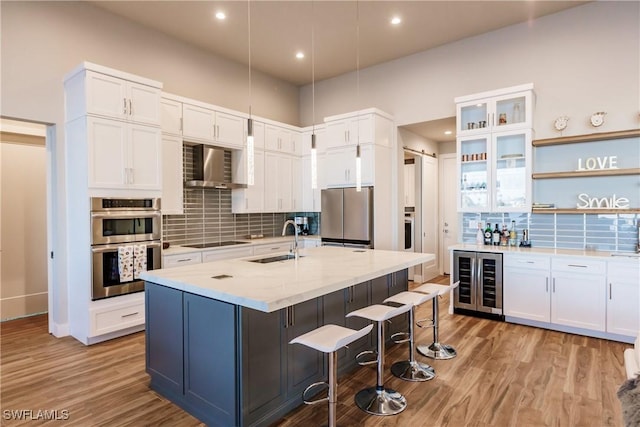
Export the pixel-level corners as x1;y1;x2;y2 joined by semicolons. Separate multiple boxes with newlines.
302;381;329;405
355;350;378;366
390;331;410;344
415;318;434;328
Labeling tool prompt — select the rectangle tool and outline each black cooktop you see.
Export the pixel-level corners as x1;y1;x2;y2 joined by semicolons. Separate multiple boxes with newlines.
184;241;249;249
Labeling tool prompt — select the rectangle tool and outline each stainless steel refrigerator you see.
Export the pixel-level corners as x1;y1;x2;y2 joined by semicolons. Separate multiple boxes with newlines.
321;187;374;248
453;251;503;318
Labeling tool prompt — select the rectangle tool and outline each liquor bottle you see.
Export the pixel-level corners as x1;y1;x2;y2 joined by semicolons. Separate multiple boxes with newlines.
492;223;500;246
509;220;517;246
500;224;508;246
484;222;492;245
476;223;484;245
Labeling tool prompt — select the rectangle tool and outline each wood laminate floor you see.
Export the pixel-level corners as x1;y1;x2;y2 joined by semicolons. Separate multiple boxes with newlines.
0;276;628;426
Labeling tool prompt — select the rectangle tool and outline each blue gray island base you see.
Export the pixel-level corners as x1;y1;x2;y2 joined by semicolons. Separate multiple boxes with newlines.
145;269;408;427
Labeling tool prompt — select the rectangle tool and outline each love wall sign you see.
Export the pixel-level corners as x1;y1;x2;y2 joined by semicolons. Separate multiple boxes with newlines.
574;154;630;209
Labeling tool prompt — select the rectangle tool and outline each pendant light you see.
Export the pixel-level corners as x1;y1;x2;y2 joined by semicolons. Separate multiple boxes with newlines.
246;0;255;186
355;0;362;192
310;0;318;189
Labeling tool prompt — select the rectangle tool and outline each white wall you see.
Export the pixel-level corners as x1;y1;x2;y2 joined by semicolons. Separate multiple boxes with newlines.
0;137;47;320
300;2;640;139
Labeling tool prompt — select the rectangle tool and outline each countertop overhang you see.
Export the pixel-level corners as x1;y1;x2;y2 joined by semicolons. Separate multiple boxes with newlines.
141;246;434;312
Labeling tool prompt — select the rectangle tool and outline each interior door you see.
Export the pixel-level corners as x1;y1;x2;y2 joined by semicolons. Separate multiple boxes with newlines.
439;154;458;274
420;155;439;281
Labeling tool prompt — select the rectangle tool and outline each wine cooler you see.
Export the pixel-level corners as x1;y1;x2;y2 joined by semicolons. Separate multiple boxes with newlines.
453;251;503;319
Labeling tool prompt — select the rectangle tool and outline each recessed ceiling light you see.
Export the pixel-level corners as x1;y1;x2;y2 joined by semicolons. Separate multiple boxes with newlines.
215;11;226;20
391;16;402;25
296;52;305;59
444;130;452;135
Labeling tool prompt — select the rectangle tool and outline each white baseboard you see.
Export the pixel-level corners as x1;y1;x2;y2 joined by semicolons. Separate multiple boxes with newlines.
50;321;69;337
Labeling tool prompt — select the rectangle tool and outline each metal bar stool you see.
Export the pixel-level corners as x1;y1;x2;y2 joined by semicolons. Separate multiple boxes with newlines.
414;281;460;360
383;291;438;381
346;303;413;416
289;324;374;427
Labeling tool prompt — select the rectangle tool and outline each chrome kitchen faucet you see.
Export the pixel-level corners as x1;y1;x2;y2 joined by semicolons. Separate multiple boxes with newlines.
282;220;299;260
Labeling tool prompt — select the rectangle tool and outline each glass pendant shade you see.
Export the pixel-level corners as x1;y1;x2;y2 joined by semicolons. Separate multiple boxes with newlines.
247;118;254;186
310;133;318;189
355;144;362;192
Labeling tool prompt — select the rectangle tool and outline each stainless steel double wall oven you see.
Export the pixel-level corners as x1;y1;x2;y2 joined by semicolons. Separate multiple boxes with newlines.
90;197;161;300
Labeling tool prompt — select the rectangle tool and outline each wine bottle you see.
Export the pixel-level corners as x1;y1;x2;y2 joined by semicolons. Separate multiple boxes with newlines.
509;220;517;246
476;223;484;245
492;223;500;246
484;223;492;245
500;224;508;246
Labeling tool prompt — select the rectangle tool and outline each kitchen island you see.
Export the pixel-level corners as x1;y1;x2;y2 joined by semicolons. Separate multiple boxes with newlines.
140;246;434;427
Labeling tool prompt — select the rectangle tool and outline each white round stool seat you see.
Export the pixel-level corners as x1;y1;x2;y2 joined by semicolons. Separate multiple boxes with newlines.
384;290;437;307
414;281;460;297
346;303;412;322
290;324;373;353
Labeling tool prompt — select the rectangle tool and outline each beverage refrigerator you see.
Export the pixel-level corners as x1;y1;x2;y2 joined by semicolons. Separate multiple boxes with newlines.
453;250;504;319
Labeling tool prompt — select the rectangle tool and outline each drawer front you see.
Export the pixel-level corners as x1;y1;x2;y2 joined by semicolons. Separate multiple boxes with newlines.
202;247;253;263
163;252;202;268
90;301;145;337
504;254;550;270
552;257;605;274
253;242;292;256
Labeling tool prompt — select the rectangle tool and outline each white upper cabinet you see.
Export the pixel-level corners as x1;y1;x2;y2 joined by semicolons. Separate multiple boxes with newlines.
87;117;161;191
456;84;534;213
325;114;375;149
265;124;301;155
65;63;162;126
264;152;294;212
455;83;534;136
324;144;374;188
160;96;183;136
182;103;244;149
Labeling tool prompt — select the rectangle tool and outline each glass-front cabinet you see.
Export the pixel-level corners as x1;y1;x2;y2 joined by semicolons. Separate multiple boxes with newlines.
458;135;491;212
456;84;534;213
457;128;532;213
455;83;534;137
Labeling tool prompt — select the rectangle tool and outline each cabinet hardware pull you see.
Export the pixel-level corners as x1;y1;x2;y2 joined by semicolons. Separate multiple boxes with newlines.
291;306;295;326
284;306;289;328
177;258;192;263
121;312;139;318
180;118;183;131
546;277;549;292
609;283;612;299
128;99;132;116
567;264;587;268
552;278;556;293
123;98;128;114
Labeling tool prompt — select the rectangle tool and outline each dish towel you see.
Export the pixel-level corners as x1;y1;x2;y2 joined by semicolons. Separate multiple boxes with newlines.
118;245;134;282
133;243;147;279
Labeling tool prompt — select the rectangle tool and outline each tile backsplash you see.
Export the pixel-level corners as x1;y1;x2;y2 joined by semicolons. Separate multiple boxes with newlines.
162;145;320;246
462;212;638;252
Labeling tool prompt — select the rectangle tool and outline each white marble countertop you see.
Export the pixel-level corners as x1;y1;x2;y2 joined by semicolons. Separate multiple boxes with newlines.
448;243;640;262
163;235;321;256
142;246;434;312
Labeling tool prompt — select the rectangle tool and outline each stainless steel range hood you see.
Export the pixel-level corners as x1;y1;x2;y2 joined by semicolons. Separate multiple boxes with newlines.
185;145;247;189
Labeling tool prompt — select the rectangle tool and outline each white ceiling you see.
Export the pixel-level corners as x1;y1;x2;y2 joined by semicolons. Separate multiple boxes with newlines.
90;1;588;143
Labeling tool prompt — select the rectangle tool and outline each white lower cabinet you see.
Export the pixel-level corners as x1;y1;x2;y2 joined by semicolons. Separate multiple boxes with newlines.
89;293;145;337
503;255;550;322
550;260;606;332
202;247;253;262
606;261;640;336
163;252;202;268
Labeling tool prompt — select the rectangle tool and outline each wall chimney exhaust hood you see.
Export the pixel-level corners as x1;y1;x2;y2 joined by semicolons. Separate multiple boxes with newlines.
184;145;247;189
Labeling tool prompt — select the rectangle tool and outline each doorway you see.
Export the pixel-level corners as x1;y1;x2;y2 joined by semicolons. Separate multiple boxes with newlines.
0;119;49;320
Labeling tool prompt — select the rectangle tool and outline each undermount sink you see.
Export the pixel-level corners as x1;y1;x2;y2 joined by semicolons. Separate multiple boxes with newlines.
248;254;303;264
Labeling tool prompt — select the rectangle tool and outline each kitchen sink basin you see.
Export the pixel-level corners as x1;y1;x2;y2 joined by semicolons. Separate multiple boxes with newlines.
249;254;303;263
